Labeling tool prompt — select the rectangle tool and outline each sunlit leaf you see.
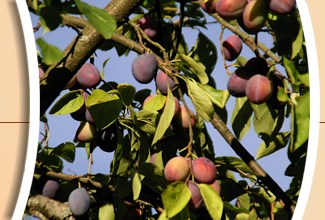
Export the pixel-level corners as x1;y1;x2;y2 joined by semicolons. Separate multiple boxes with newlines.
162;181;191;218
49;90;84;115
36;38;64;65
74;0;117;39
198;184;223;220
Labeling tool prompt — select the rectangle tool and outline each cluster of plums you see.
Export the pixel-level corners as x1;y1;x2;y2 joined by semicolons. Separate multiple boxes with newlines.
199;0;296;34
41;179;91;216
227;57;273;104
132;53;197;129
164;156;221;209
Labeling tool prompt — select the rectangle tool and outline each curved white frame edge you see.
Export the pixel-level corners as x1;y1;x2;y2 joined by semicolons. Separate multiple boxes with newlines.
12;0;39;219
292;0;320;220
9;0;320;219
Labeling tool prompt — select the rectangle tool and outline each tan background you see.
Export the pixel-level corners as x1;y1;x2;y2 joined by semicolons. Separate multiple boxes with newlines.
0;0;323;219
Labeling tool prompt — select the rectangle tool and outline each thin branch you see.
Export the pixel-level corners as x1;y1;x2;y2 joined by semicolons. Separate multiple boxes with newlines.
210;113;295;216
212;13;281;63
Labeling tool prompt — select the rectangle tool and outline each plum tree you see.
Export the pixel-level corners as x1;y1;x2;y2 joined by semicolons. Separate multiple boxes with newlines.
222;34;243;61
42;180;60;198
30;0;308;219
269;0;296;14
76;63;101;89
240;0;268;34
68;188;91;216
245;74;273;104
192;157;217;184
131;53;158;84
164;156;190;182
155;70;176;94
75;121;97;142
216;0;247;20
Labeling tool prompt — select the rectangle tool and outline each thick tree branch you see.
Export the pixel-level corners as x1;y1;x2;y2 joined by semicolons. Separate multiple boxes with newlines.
36;0;145;116
26;195;74;220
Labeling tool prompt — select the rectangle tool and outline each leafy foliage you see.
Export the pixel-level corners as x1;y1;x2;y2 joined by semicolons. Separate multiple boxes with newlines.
30;0;309;219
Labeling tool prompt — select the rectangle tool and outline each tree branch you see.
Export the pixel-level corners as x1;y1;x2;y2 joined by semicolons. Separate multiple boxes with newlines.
210;113;295;216
26;195;74;220
37;0;145;116
212;13;281;63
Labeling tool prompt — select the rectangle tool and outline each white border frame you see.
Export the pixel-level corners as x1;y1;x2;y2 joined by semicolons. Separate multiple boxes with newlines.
11;0;320;219
12;0;39;219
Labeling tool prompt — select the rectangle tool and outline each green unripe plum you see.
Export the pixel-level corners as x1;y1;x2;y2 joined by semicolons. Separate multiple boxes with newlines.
76;63;101;89
241;0;268;34
192;157;217;184
269;0;296;14
199;0;219;14
156;70;176;94
68;188;91;216
188;180;203;209
245;74;273;104
75;121;97;142
222;34;243;61
176;105;196;129
132;53;158;84
216;0;247;20
42;180;60;198
164;156;190;182
227;67;255;97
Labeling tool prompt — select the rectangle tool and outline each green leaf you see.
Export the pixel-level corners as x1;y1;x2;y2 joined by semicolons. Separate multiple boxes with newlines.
151;88;175;146
74;0;117;39
98;203;115;220
49;90;84;115
291;24;304;59
100;58;110;79
291;90;309;152
283;56;300;88
190;32;217;76
161;181;191;218
200;84;230;108
117;83;136;106
256;131;290;160
251;102;284;144
132;172;142;200
143;94;166;112
51;142;76;163
36;38;64;65
186;78;214;121
231;97;253;140
136;109;159;135
39;5;62;32
179;54;209;85
86;89;123;130
198;184;223;220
